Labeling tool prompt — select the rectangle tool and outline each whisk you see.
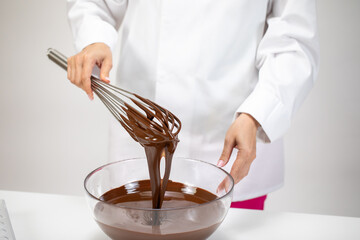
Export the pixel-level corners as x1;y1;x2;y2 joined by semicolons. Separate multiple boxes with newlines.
47;48;181;145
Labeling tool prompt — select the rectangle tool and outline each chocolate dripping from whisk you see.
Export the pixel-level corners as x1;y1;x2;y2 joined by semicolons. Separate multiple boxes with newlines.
92;78;181;209
120;96;180;209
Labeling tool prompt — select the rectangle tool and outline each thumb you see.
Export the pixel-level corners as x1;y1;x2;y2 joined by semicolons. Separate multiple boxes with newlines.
100;57;112;83
217;138;234;167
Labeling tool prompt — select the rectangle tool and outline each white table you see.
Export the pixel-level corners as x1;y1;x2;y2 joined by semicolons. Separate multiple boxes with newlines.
1;190;359;240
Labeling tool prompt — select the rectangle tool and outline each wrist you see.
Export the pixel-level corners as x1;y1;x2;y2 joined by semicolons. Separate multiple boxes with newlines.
238;113;260;129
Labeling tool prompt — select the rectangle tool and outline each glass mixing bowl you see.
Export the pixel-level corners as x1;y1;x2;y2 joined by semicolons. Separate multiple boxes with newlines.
84;157;234;240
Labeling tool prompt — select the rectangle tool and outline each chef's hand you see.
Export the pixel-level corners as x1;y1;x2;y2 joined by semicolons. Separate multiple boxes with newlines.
67;42;112;100
217;113;259;193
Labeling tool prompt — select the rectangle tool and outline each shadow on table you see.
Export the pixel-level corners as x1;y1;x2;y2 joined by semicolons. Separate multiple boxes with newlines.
87;230;111;240
210;210;270;239
88;231;110;240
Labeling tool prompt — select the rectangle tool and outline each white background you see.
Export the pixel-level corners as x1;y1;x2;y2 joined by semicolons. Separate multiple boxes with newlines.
0;0;359;217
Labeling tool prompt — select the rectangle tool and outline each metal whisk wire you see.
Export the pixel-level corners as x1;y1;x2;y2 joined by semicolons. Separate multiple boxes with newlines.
91;78;180;140
47;48;181;143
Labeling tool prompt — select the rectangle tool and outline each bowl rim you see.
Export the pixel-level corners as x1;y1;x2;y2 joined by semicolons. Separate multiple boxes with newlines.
84;157;234;211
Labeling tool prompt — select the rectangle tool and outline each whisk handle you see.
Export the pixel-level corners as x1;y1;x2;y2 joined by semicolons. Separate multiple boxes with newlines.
47;48;68;71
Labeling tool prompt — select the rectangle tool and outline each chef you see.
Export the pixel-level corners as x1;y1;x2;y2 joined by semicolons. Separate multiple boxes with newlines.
66;0;319;209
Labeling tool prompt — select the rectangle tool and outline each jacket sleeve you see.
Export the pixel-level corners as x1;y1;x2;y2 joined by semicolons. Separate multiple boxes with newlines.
67;0;128;52
236;0;320;143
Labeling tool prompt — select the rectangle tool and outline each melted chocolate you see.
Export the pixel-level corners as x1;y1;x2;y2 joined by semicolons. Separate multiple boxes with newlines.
95;180;221;240
99;179;217;208
94;95;228;239
118;94;181;209
95;87;230;239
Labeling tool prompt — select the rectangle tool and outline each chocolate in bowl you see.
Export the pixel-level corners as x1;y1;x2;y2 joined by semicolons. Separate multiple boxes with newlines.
84;157;234;240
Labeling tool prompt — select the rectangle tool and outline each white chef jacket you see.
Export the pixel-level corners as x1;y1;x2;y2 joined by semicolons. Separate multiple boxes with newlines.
68;0;319;201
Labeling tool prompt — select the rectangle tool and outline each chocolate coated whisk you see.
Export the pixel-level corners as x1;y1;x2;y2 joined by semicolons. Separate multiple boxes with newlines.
47;48;181;144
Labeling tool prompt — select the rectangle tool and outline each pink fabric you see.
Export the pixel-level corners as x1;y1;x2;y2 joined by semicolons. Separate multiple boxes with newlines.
230;195;267;210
